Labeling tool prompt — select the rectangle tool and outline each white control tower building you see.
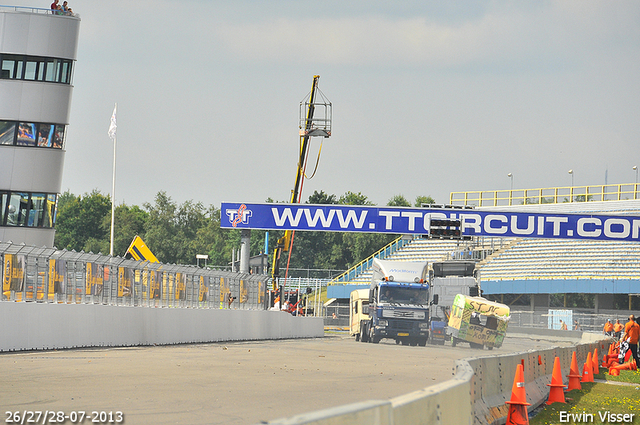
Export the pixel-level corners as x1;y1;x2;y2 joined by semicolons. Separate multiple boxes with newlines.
0;6;80;246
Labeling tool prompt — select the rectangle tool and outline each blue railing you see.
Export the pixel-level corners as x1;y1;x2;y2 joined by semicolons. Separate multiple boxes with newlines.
329;236;410;284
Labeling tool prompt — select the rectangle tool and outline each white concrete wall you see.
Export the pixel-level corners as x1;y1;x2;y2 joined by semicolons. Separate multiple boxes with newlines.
0;302;324;352
266;333;610;425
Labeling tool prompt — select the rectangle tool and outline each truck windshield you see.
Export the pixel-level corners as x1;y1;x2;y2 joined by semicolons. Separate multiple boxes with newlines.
379;286;428;305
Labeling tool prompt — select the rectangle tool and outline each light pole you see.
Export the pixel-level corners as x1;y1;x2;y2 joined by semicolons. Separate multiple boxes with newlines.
507;173;513;191
507;173;513;205
568;169;574;203
634;166;638;200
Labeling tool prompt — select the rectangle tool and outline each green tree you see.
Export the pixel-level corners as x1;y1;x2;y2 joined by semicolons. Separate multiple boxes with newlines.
54;190;111;252
143;192;209;264
286;190;341;272
108;204;149;256
306;190;337;205
192;205;231;267
414;195;436;207
387;195;411;207
338;191;373;206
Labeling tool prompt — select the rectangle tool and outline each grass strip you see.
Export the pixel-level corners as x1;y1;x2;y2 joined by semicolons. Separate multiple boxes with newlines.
529;371;640;425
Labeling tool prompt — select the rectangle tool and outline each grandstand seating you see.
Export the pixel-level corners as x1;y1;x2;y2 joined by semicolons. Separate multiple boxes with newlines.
341;238;461;283
477;238;640;281
332;236;640;292
329;198;640;300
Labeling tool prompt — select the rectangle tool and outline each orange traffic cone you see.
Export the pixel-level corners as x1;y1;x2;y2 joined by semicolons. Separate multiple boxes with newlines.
567;352;581;391
546;357;567;404
611;360;636;372
581;352;594;383
506;363;531;425
592;348;600;376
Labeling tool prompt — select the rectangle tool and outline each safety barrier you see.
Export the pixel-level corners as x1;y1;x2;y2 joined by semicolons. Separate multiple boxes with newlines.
0;241;328;352
265;330;610;425
1;241;270;310
0;301;324;351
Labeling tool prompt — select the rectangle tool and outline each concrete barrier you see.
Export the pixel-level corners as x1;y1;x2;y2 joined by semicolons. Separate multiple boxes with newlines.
0;302;324;352
263;332;611;425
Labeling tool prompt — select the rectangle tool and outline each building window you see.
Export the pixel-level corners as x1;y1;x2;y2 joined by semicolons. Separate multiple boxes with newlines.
0;120;65;149
7;192;28;226
0;191;57;228
0;192;6;226
17;122;37;146
0;53;73;84
0;121;15;145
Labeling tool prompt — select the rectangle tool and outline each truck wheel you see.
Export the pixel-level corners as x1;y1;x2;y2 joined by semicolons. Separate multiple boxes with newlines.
355;332;360;342
410;339;418;347
470;342;483;349
418;338;427;347
451;338;457;347
371;336;380;344
487;346;493;350
360;325;369;343
395;339;400;345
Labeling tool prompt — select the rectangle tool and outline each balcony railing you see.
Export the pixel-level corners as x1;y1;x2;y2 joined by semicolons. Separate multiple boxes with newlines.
0;5;79;17
450;183;640;207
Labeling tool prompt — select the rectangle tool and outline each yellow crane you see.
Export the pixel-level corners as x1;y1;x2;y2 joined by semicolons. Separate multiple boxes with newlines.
271;75;331;297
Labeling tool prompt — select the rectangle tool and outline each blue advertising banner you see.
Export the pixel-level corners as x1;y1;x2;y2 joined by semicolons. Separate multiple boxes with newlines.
220;202;640;242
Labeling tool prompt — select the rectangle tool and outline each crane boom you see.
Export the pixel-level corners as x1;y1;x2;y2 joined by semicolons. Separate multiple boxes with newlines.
271;76;322;284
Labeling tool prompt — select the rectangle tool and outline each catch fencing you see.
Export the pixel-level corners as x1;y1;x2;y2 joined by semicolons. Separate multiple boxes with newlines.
0;241;271;310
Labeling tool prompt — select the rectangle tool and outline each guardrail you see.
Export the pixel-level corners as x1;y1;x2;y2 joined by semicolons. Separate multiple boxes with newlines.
450;182;640;207
1;241;270;310
0;5;79;17
265;330;610;425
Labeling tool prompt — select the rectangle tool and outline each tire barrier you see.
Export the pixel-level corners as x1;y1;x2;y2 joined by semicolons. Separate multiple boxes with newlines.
265;332;610;425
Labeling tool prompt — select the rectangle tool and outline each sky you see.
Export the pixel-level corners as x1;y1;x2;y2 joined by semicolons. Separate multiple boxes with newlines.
20;1;640;207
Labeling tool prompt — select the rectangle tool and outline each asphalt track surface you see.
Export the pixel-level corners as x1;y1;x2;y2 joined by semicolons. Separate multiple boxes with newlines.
1;332;577;425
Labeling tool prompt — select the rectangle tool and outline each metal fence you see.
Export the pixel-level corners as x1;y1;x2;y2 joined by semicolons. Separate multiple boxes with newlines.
450;183;640;207
321;304;636;333
509;309;633;333
0;241;270;310
0;5;80;17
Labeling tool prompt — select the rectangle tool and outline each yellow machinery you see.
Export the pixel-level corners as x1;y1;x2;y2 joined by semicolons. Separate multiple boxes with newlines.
126;235;159;263
271;75;331;295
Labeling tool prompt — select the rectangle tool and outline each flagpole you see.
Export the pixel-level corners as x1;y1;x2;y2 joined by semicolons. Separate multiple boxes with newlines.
109;104;117;256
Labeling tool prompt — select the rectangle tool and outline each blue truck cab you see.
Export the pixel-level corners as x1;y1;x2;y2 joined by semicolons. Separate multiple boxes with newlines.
358;259;434;346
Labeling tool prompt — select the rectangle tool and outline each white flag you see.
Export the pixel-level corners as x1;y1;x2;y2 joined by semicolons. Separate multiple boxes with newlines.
108;104;117;140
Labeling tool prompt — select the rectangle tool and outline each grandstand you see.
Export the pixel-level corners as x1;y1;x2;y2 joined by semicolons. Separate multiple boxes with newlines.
478;238;640;282
327;236;507;298
327;184;640;314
